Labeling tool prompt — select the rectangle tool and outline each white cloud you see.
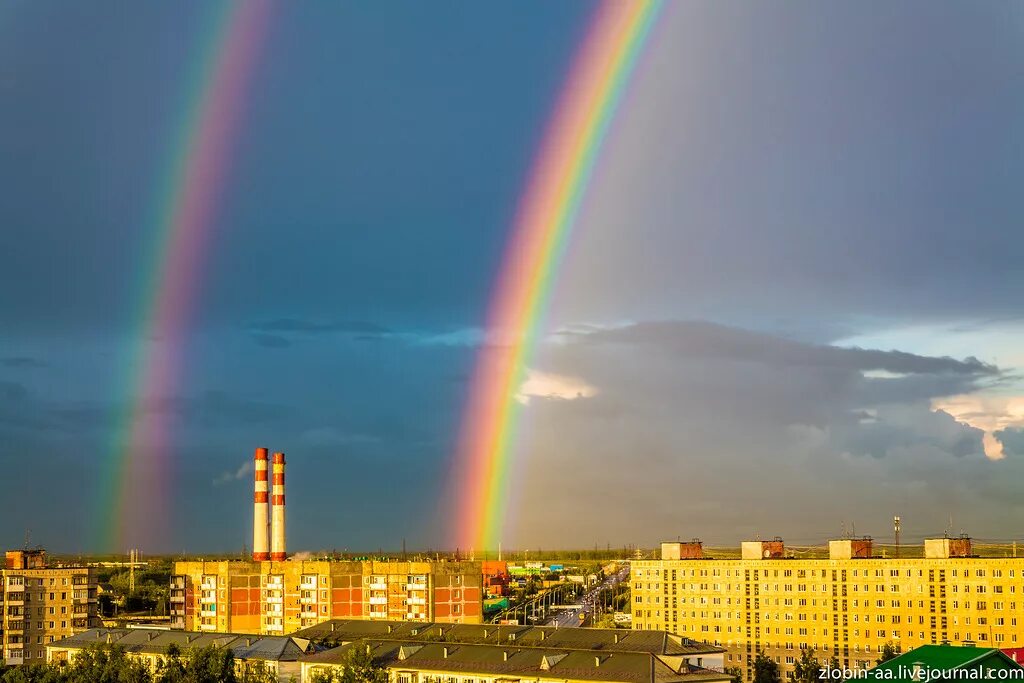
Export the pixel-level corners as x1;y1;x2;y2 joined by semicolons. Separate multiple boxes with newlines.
932;395;1024;461
515;368;597;405
212;460;253;486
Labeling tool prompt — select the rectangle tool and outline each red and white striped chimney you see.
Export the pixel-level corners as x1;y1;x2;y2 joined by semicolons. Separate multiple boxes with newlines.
252;448;270;561
270;451;286;561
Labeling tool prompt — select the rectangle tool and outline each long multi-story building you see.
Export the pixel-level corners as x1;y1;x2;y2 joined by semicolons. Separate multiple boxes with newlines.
170;559;484;634
46;620;731;683
633;537;1024;682
1;549;100;666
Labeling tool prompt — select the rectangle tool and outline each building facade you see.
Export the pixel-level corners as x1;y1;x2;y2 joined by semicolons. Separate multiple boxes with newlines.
170;560;483;634
633;538;1024;682
1;550;100;666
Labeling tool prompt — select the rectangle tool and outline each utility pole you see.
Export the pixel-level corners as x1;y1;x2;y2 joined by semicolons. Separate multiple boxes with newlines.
129;548;137;595
894;516;901;559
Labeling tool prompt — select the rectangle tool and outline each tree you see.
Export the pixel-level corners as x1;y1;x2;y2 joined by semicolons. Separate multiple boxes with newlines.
65;643;153;683
724;666;744;683
753;652;781;683
876;642;900;666
790;649;822;683
152;644;244;683
236;661;277;683
308;646;388;683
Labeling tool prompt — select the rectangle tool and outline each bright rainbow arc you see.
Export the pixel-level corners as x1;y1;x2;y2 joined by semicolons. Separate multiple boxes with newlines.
98;1;272;551
453;1;664;552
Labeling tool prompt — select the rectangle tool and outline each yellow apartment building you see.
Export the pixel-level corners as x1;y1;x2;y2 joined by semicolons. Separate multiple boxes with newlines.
1;550;100;666
633;538;1024;681
171;559;483;634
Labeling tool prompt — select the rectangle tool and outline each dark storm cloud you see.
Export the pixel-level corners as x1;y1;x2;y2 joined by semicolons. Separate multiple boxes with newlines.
579;321;1000;378
994;427;1024;457
508;321;997;546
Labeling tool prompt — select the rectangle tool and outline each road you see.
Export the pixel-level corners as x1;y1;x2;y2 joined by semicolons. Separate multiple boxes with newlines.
544;564;631;628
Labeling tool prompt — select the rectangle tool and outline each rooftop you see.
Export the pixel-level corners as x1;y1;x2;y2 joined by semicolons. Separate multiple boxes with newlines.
871;645;1022;682
303;640;728;683
293;620;723;656
49;628;316;662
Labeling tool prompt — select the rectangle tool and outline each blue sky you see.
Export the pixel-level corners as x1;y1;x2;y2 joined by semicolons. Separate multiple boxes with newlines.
2;1;1023;553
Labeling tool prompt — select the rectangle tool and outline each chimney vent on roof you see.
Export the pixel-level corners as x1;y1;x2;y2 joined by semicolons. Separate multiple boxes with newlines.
503;651;509;662
540;631;545;641
387;625;393;634
614;634;619;644
509;633;516;642
331;623;336;633
443;647;449;659
595;656;602;667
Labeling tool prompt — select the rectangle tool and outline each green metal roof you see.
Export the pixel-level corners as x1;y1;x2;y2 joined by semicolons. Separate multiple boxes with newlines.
871;645;1021;681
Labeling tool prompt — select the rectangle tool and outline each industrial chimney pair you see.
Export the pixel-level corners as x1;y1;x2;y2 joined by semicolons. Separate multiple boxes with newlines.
252;447;286;561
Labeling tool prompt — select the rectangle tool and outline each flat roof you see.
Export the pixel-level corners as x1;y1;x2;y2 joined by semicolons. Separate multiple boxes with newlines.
303;640;729;683
49;628;315;662
293;620;724;657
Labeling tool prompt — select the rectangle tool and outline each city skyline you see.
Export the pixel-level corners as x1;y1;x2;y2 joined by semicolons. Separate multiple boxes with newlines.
2;1;1024;552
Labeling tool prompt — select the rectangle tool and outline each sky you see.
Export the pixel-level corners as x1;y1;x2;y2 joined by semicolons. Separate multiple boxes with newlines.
1;1;1023;554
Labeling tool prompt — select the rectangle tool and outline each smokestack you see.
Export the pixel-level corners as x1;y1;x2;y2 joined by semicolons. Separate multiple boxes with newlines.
252;448;270;561
271;451;286;561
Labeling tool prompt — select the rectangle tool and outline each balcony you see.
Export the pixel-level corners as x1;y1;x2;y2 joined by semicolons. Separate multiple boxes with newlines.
6;621;24;633
170;590;185;603
170;606;185;617
300;596;317;604
370;582;388;591
369;597;387;605
72;618;89;629
5;593;23;606
408;597;426;606
170;577;186;590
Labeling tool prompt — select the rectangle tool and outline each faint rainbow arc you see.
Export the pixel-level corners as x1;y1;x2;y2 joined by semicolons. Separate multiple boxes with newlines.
97;1;273;551
452;1;664;551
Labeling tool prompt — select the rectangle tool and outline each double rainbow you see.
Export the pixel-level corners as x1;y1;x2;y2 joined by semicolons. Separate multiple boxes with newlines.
453;1;664;551
98;1;272;551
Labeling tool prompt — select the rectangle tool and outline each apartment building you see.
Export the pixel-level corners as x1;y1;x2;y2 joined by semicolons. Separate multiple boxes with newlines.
1;549;100;666
170;559;483;634
633;537;1024;682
